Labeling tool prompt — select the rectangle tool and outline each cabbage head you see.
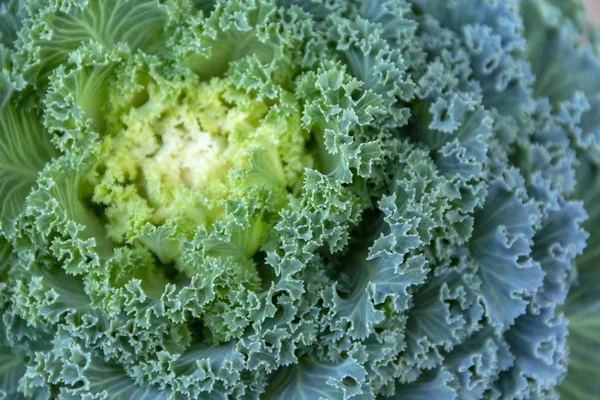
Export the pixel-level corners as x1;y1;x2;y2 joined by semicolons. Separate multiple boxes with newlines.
1;0;599;399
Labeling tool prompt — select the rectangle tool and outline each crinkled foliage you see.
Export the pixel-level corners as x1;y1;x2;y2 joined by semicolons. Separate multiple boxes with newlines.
0;0;599;399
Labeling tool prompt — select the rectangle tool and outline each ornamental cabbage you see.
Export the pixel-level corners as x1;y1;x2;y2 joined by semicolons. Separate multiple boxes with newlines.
0;0;599;398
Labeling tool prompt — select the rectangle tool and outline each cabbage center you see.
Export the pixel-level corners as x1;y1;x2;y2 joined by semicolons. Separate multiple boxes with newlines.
89;76;313;241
